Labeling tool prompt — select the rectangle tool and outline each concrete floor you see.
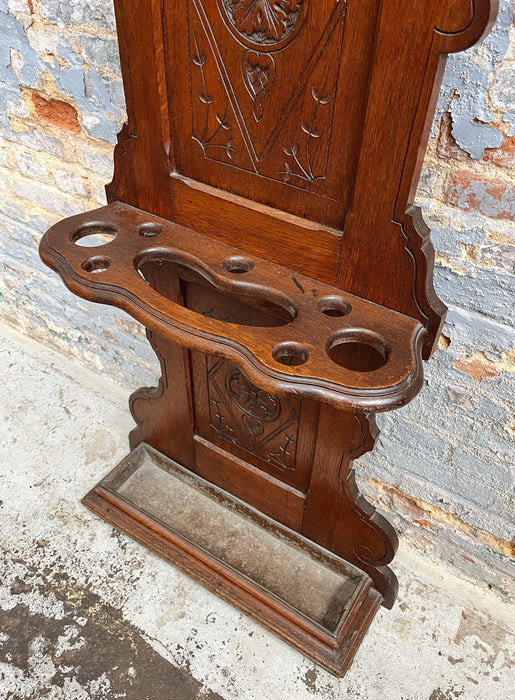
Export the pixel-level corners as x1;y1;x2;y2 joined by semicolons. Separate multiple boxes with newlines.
0;322;513;699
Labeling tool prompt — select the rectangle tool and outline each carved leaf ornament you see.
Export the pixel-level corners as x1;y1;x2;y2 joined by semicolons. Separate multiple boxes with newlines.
228;0;303;42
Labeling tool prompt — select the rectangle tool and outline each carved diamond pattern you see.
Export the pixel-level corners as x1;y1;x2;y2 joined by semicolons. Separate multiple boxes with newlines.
207;357;299;471
188;1;347;195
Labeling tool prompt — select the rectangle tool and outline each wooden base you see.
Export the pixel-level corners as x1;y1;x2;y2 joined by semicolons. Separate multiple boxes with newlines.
82;443;382;677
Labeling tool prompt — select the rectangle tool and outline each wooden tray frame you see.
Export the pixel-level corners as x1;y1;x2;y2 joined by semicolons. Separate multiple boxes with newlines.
83;443;382;677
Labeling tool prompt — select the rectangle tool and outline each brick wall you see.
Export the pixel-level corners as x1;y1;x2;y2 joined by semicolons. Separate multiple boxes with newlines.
359;0;515;597
0;0;158;382
1;0;513;596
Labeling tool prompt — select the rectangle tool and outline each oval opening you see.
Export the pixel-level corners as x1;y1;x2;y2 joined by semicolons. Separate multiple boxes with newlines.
317;295;352;317
82;256;112;273
222;256;255;274
327;330;389;372
137;222;164;238
272;342;309;367
136;257;296;328
72;221;117;247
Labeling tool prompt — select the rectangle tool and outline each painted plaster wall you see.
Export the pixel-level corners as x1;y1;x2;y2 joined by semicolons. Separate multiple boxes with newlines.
0;0;513;597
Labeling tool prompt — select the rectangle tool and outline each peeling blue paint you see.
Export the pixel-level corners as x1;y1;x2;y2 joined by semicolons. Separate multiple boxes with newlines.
437;0;513;159
0;2;120;144
450;178;515;219
0;213;159;389
443;305;515;364
40;0;117;30
436;262;515;329
51;42;121;143
0;1;45;115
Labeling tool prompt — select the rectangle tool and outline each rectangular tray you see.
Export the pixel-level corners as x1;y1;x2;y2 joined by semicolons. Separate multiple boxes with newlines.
83;443;382;675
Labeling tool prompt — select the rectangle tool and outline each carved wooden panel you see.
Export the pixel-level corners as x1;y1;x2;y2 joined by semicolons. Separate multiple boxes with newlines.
188;0;342;189
192;353;317;493
166;0;381;228
206;356;300;468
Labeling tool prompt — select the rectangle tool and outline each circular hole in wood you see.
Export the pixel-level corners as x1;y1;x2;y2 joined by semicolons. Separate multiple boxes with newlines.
81;256;112;273
72;221;117;247
137;222;164;237
222;256;255;274
326;330;389;372
317;295;352;317
272;342;309;367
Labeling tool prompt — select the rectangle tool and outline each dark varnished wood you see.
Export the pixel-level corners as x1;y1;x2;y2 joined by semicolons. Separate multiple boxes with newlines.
39;0;497;678
303;409;398;608
104;0;496;355
169;176;342;285
129;330;196;467
41;201;427;412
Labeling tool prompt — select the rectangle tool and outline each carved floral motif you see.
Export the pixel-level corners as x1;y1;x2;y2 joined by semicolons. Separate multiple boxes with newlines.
191;29;237;159
226;370;280;420
189;1;344;192
242;50;276;122
280;85;332;189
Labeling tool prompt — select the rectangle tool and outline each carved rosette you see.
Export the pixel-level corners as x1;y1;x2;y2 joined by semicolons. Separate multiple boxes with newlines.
221;0;305;48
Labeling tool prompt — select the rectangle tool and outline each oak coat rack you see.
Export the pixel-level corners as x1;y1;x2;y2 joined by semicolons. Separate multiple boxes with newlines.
40;0;497;677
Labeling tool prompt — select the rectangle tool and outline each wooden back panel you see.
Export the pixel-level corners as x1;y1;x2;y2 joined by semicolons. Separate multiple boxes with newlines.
107;0;497;356
166;0;378;228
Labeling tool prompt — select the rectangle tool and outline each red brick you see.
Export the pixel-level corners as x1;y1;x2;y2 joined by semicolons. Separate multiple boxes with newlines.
437;113;469;161
32;93;81;133
413;519;433;530
453;356;500;382
383;486;430;519
447;169;515;221
437;114;514;170
483;134;515;169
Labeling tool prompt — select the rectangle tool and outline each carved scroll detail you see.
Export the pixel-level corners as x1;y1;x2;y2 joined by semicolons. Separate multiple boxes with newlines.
338;412;399;607
105;122;134;202
341;414;397;565
397;206;447;360
435;0;497;54
129;329;167;450
302;408;399;607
